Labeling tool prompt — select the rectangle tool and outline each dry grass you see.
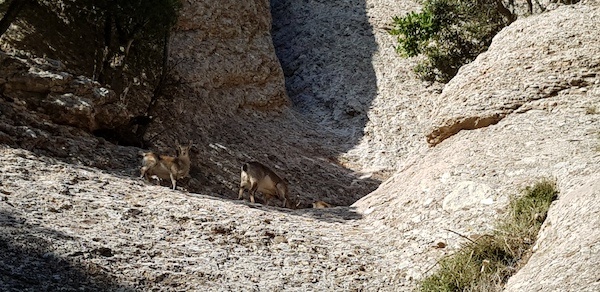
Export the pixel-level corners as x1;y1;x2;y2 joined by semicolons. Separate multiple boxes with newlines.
419;179;558;292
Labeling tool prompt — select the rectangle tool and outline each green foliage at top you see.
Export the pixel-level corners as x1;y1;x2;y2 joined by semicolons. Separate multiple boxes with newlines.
390;11;437;57
390;0;514;82
419;179;558;292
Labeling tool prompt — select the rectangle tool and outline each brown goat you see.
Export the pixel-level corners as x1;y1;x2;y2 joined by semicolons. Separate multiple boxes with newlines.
140;142;192;190
312;201;333;209
238;161;291;208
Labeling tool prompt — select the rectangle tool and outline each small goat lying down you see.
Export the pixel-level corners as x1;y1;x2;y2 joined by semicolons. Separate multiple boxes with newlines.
140;142;191;190
238;161;291;208
312;201;333;209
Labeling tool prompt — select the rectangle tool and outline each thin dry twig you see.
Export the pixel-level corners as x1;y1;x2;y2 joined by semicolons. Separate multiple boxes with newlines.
444;228;477;244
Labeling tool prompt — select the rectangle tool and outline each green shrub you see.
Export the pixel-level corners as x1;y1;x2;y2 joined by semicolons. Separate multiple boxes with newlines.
390;0;515;82
390;11;437;58
419;179;558;291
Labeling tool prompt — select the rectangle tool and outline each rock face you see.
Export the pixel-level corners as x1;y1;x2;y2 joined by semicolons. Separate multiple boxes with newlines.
271;0;436;174
425;4;600;146
0;53;131;132
270;0;379;130
0;0;382;206
0;0;599;291
138;0;385;206
170;0;289;113
353;3;600;290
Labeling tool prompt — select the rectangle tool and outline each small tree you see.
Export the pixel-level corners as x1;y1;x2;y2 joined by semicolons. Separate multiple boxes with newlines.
1;0;182;146
390;0;515;82
0;0;34;37
90;0;182;146
72;0;181;84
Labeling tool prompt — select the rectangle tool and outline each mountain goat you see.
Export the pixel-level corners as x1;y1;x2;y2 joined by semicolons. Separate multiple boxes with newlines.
140;142;192;190
312;201;333;209
238;161;291;208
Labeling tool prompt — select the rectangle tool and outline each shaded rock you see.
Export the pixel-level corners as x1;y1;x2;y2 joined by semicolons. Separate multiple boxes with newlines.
93;247;114;257
0;52;130;132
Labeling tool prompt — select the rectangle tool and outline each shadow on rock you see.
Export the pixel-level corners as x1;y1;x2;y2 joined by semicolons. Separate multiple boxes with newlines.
270;0;379;145
0;210;132;291
180;116;382;208
203;195;364;223
292;206;363;223
0;0;383;210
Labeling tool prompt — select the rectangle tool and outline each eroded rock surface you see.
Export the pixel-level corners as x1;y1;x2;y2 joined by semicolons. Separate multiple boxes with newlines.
171;0;289;112
0;53;131;132
0;1;599;291
425;4;600;146
0;147;398;291
354;4;600;290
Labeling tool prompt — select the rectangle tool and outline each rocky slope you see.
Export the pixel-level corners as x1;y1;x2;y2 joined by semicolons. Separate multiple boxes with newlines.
0;0;382;207
352;2;600;290
271;0;441;175
132;0;384;206
0;146;396;291
1;0;599;291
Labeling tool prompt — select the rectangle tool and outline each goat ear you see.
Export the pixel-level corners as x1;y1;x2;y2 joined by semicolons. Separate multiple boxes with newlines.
175;139;181;146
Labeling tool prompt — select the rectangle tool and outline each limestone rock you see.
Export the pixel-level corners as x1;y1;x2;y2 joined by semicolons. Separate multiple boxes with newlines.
353;4;600;291
442;181;495;211
169;0;289;113
425;4;600;146
0;53;129;132
0;1;599;291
